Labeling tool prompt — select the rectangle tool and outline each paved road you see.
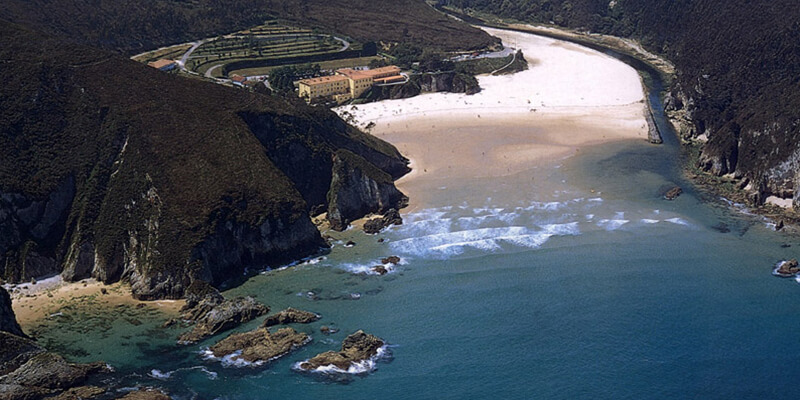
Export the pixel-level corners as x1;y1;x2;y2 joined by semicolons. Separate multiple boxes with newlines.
205;64;223;79
179;40;206;67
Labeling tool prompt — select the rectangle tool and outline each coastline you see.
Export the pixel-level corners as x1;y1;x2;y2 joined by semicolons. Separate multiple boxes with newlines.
7;276;182;329
458;19;799;227
338;26;651;211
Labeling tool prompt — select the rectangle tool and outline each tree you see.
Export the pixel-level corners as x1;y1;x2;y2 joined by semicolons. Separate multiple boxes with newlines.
268;66;298;93
362;41;378;57
369;58;388;69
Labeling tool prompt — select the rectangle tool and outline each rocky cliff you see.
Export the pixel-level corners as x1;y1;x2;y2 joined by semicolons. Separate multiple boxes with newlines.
326;150;408;231
0;21;407;299
0;287;25;338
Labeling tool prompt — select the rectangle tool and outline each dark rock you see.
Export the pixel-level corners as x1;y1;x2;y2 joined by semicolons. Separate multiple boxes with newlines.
344;241;356;247
176;283;268;344
776;220;785;231
371;266;388;275
380;256;400;265
0;287;26;338
0;383;53;400
363;209;403;234
261;308;320;328
0;352;107;391
298;330;384;371
377;238;385;243
210;327;309;364
0;332;45;376
776;259;800;277
326;150;408;231
781;243;792;248
664;186;683;200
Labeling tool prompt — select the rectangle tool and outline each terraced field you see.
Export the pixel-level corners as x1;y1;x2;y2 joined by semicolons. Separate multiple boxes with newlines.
181;21;364;78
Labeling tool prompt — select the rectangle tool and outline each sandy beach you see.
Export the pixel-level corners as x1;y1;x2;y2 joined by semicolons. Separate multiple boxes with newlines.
7;276;182;328
337;27;649;209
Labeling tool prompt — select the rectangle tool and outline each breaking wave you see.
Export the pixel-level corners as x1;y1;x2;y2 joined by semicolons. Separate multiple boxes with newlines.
292;345;391;375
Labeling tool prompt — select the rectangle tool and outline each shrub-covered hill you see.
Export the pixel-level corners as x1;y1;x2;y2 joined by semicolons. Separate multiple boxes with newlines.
0;21;408;299
441;0;800;207
0;0;498;54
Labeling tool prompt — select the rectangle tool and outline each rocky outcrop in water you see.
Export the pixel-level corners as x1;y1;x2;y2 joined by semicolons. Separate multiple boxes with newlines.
363;209;403;234
327;150;408;231
0;287;25;338
261;308;320;328
664;186;682;200
298;330;384;371
176;283;269;344
775;259;800;277
209;327;310;364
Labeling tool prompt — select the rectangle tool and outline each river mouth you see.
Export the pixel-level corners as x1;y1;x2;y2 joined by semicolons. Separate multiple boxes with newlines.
23;26;800;399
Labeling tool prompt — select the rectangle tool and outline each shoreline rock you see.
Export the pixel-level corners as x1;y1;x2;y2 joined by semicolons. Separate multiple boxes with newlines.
363;209;403;234
175;282;268;344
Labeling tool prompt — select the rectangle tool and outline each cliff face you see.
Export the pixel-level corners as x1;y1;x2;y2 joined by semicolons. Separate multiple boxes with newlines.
0;21;407;299
0;287;25;338
326;150;409;231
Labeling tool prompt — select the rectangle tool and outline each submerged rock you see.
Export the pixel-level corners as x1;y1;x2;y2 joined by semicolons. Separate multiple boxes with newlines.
319;325;339;335
261;308;320;328
775;259;800;277
298;330;384;371
177;282;268;344
210;327;309;364
664;186;683;200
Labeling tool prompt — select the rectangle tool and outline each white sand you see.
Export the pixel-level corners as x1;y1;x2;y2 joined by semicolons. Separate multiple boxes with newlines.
340;27;646;127
337;27;649;208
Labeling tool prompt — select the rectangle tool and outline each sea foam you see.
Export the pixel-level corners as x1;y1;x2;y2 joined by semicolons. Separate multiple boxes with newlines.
292;345;391;375
389;223;579;258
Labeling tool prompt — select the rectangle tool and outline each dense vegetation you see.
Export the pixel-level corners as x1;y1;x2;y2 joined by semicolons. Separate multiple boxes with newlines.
440;0;800;204
0;0;498;54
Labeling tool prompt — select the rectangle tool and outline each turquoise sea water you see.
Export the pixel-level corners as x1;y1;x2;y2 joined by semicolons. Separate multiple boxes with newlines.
32;36;800;399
